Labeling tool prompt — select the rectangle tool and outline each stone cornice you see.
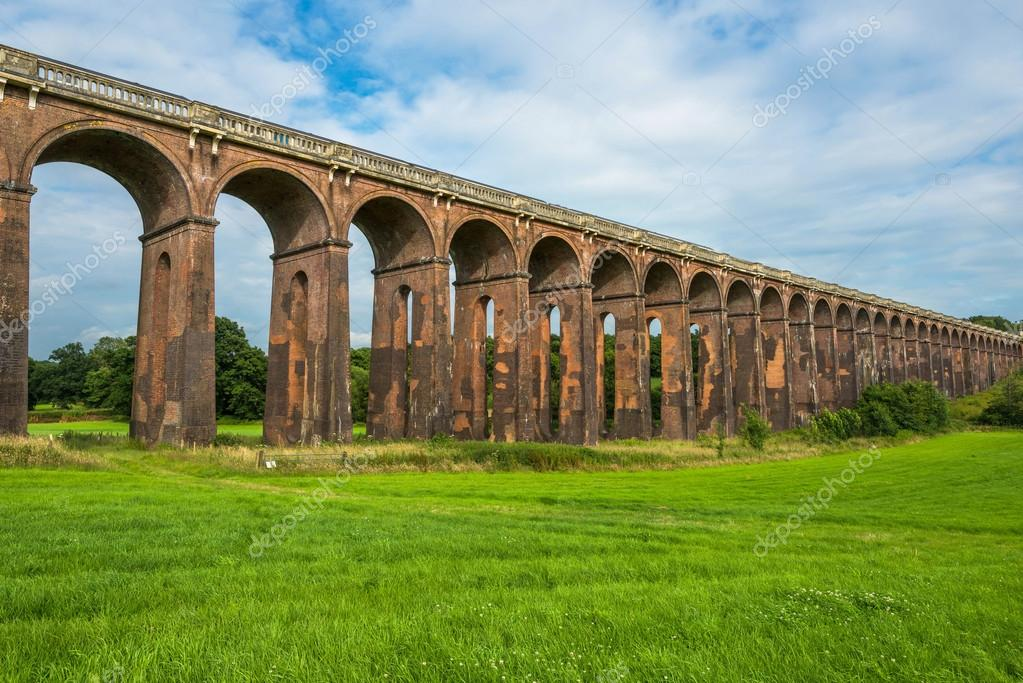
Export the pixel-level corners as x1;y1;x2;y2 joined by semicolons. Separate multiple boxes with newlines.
2;43;1018;344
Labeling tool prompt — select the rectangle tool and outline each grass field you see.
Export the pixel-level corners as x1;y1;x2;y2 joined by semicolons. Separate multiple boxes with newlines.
26;421;367;438
0;431;1021;681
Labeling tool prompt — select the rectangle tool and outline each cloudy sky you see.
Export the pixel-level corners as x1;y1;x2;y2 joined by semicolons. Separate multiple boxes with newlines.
5;0;1022;357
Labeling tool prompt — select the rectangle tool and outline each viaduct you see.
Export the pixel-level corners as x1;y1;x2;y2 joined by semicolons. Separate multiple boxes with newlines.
0;45;1020;446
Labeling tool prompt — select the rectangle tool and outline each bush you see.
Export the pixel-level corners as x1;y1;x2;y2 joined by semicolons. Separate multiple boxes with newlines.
739;407;771;451
979;370;1023;427
809;408;862;442
858;400;899;437
856;381;949;436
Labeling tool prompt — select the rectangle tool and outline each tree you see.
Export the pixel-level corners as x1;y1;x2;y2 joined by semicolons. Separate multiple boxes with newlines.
36;343;93;408
84;336;135;415
968;315;1019;334
349;347;371;424
27;358;51;410
215;317;267;420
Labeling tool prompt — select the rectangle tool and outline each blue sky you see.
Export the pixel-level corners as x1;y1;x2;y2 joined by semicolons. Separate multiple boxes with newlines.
4;0;1022;357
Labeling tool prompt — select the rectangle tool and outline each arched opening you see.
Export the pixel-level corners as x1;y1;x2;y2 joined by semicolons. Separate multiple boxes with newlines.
889;316;905;384
647;316;663;434
213;166;333;445
599;313;617;436
591;248;644;438
986;337;996;386
873;312;891;383
689;272;725;434
527;236;587;443
726;280;760;425
951;330;966;397
349;196;439;441
835;304;857;407
788;293;815;424
546;305;562;438
856;309;876;389
940;327;953;396
969;334;980;392
904;320;919;382
18;127;201;443
813;300;837;409
449;219;516;441
930;325;943;390
759;287;789;428
643;261;687;439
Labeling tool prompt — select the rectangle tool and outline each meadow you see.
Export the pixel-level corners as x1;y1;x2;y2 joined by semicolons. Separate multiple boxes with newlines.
0;430;1021;681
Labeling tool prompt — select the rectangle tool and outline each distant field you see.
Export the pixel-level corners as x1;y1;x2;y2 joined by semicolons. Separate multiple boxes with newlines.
0;432;1020;681
27;422;368;438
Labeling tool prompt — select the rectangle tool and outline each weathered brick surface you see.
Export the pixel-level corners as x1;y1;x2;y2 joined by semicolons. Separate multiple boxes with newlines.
0;45;1020;444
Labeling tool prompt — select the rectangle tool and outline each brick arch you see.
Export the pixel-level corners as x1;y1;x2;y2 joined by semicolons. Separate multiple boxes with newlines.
22;119;194;232
527;234;583;291
643;260;684;304
833;302;857;405
760;286;785;320
688;270;723;311
209;160;334;253
590;246;639;298
813;298;834;326
725;279;759;419
447;217;517;282
836;302;854;330
787;292;815;421
788;292;811;323
726;279;756;314
345;192;438;270
759;285;790;426
873;311;889;336
856;308;873;332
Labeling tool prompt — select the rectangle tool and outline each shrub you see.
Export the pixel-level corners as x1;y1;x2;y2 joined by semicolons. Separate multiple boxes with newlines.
858;400;899;436
979;370;1023;427
810;408;862;442
856;381;949;436
714;421;727;459
739;406;771;451
900;380;950;433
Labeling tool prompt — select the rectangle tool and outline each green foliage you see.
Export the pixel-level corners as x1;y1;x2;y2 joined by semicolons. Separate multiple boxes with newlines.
648;335;661;379
31;343;92;408
214;317;268;421
350;365;369;424
603;333;615;423
550;334;561;426
856;381;949;437
84;336;135;416
714;420;727;458
967;315;1019;334
27;359;49;410
809;408;863;442
979;369;1023;427
349;347;371;424
739;406;771;451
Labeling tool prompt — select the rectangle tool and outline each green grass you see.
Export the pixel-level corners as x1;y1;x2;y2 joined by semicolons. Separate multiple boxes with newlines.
27;421;368;438
1;432;1021;681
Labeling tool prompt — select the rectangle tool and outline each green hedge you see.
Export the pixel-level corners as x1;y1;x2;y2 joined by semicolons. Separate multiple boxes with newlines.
810;381;949;440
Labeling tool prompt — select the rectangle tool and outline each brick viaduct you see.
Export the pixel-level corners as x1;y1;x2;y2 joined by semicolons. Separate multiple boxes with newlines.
1;45;1020;445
